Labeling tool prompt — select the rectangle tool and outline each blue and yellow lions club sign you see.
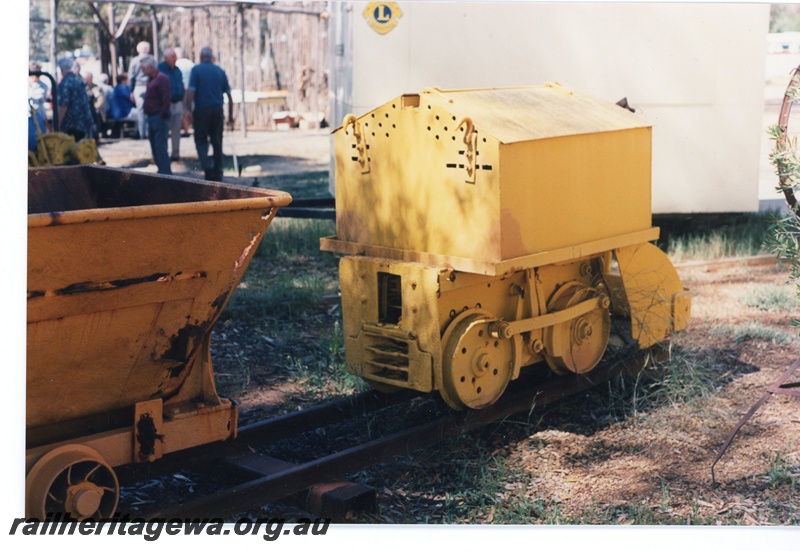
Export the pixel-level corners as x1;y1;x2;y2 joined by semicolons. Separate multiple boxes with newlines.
363;2;403;35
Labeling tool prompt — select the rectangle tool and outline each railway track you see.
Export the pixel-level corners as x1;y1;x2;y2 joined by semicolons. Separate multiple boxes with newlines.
119;347;655;521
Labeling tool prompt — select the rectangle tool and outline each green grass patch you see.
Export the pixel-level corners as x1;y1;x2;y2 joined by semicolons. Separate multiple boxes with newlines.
286;322;370;400
711;322;796;344
739;283;800;312
226;270;335;321
260;170;332;199
257;218;337;263
666;213;776;262
766;450;799;491
605;346;719;418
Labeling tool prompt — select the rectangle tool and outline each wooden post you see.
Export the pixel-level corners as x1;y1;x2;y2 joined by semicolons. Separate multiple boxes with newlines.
254;10;262;90
50;0;58;77
150;6;159;61
189;9;195;61
238;3;247;137
93;8;105;75
108;2;117;85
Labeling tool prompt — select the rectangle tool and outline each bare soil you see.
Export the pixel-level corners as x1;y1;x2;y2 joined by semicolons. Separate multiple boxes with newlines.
96;128;331;182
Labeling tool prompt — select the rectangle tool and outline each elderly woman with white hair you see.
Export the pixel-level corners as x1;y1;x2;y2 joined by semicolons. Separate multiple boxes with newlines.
56;56;94;141
128;41;152;139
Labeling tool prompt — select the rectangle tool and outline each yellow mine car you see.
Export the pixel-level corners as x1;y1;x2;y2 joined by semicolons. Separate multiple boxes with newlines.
26;166;291;519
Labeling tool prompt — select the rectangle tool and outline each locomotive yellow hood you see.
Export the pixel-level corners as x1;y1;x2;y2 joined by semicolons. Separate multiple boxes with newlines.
330;83;654;274
337;83;651;144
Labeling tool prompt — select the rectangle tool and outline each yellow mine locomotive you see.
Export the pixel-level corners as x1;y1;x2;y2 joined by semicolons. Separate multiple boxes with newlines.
322;84;691;410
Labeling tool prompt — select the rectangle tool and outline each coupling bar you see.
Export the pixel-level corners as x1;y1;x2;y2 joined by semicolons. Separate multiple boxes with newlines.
489;294;609;339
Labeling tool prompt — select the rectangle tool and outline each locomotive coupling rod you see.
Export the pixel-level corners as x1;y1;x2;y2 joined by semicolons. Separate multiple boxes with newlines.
490;294;610;339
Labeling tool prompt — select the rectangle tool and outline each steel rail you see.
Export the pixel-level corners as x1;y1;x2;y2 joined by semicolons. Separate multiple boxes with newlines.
146;352;649;519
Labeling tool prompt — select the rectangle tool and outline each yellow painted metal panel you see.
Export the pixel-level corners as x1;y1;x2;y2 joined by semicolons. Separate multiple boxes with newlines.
423;85;650;144
339;256;442;391
615;242;688;349
499;127;652;259
334;92;503;263
26;401;236;471
322;227;659;277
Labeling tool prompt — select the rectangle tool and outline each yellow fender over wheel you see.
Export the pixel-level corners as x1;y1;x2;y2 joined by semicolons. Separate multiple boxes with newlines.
615;242;691;349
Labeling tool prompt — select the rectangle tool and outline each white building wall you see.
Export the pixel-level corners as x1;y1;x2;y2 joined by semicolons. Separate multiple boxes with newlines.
331;2;770;214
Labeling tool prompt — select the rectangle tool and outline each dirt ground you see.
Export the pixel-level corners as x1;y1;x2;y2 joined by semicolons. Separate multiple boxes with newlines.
96;128;331;183
501;259;800;524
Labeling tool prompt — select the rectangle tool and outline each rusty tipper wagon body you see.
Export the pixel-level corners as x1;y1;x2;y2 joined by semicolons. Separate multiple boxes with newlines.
322;84;691;410
26;166;291;520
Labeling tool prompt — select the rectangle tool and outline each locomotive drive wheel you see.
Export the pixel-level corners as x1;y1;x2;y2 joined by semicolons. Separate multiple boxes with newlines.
544;281;610;375
440;310;514;410
26;444;119;520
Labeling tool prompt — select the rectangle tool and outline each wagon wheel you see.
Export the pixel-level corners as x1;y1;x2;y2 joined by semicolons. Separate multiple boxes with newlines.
439;310;514;410
543;281;610;375
26;445;119;521
776;65;800;217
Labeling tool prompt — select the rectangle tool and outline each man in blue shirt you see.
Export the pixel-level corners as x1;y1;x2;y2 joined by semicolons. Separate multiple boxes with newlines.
184;46;234;182
158;48;185;161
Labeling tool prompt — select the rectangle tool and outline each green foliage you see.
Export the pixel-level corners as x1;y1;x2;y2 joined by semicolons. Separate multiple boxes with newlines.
766;451;798;491
767;104;800;330
640;347;718;408
29;0;96;59
604;346;720;421
771;4;800;33
29;0;49;61
766;214;800;307
29;0;153;62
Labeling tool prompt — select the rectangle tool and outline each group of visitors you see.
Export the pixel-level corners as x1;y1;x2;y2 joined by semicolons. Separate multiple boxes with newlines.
131;42;233;178
28;42;234;181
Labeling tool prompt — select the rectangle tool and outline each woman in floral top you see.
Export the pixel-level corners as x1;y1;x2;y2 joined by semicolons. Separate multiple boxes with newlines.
56;57;94;141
